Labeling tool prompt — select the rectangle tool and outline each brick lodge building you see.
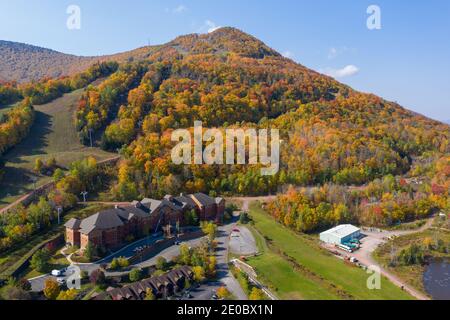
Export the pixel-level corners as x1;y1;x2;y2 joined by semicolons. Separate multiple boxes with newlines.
65;193;225;251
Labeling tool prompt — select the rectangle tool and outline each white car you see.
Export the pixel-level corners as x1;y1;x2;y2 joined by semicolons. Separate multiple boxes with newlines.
56;277;66;285
51;270;62;277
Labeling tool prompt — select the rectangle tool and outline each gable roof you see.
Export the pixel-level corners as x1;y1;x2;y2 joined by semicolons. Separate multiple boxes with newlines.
94;266;193;300
174;194;197;208
191;193;216;207
141;198;183;213
79;211;125;234
64;218;81;230
141;198;163;212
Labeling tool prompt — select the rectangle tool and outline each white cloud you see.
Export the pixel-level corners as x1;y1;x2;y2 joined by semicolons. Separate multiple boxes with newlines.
282;51;295;59
322;65;360;78
205;20;222;33
328;47;338;59
327;46;355;60
173;5;187;14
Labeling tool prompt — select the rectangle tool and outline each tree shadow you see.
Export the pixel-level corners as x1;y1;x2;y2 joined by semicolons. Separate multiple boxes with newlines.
0;166;35;205
4;111;53;162
0;111;52;204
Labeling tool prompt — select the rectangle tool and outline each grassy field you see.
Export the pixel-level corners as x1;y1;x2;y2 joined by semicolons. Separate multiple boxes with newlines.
246;202;414;300
0;88;115;208
246;225;341;300
21;246;71;280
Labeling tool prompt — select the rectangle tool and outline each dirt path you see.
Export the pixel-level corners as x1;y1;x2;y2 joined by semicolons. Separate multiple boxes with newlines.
228;196;277;212
351;219;435;300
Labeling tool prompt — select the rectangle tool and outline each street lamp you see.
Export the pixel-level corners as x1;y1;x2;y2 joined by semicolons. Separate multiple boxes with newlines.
88;129;94;148
80;191;88;203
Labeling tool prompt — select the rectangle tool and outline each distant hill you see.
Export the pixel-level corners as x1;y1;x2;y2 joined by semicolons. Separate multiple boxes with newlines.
0;40;157;83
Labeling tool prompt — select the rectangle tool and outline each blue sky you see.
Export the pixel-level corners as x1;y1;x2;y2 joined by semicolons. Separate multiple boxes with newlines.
0;0;449;121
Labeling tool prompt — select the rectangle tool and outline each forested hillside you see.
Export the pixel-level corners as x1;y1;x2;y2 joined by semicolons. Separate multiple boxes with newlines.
70;27;449;204
1;28;448;231
0;40;157;83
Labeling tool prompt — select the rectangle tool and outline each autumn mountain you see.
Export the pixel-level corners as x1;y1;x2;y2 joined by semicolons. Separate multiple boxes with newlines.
2;27;449;198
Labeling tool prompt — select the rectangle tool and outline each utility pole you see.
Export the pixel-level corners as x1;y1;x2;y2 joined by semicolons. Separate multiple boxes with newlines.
31;176;38;200
57;207;63;225
88;129;93;148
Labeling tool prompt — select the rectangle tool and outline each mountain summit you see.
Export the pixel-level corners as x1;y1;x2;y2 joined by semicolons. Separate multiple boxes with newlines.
0;28;279;83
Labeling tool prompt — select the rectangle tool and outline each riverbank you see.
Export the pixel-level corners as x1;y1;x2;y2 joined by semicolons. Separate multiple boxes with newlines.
373;225;450;298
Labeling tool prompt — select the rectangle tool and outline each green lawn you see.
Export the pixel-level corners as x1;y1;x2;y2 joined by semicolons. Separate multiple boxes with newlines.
247;202;414;300
246;225;341;300
21;248;71;280
0;88;115;208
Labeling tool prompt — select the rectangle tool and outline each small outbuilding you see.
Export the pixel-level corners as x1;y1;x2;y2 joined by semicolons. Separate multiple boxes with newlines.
320;224;361;246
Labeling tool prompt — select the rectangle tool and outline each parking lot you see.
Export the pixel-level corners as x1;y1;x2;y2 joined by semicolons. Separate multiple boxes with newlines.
229;226;258;256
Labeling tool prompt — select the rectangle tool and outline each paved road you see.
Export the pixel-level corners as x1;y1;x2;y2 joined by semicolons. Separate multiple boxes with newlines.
29;265;79;292
214;221;248;300
189;281;223;300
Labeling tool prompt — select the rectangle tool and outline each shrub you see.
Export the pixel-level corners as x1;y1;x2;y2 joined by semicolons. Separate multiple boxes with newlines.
249;288;266;300
239;212;250;224
217;287;231;300
30;248;51;273
56;288;78;300
144;288;155;300
43;278;60;300
156;257;168;271
90;269;106;286
397;244;425;266
129;268;142;282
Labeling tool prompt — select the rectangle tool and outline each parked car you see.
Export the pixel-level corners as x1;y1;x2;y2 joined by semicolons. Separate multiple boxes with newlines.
56;277;66;285
51;270;63;277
